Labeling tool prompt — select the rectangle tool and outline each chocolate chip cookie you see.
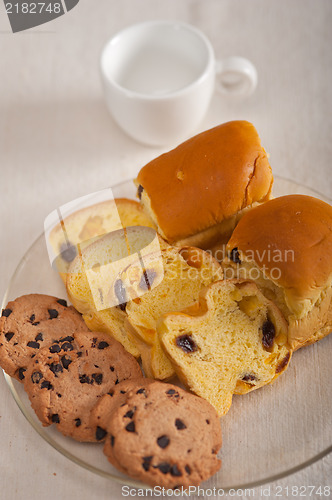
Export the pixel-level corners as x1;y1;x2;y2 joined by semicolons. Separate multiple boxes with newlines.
0;294;89;381
95;380;222;487
24;330;142;442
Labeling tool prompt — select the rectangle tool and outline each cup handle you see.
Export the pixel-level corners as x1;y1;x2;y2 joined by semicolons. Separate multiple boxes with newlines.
215;56;257;97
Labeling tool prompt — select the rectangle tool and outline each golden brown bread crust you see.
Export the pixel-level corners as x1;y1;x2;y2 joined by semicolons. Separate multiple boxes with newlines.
224;194;332;349
136;121;273;244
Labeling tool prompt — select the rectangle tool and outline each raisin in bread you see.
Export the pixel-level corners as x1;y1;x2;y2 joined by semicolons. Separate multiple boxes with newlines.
50;198;155;282
66;226;163;358
125;245;223;380
158;280;291;415
223;195;332;350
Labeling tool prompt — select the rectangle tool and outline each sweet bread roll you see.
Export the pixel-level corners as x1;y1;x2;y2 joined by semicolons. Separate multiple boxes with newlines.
158;280;291;416
135;121;273;249
50;198;155;282
223;195;332;350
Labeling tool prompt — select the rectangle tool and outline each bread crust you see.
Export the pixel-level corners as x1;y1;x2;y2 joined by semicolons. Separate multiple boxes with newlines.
136;121;273;245
224;194;332;349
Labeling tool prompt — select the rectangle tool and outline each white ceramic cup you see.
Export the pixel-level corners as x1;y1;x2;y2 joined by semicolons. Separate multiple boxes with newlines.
100;21;257;147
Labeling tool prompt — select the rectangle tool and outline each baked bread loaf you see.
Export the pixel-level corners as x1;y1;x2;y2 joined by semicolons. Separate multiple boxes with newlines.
66;226;164;358
125;245;223;380
49;198;155;281
135;121;273;249
158;280;291;415
223;195;332;350
91;379;222;488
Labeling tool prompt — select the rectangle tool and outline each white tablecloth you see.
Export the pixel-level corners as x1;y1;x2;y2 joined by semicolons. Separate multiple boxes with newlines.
0;1;331;498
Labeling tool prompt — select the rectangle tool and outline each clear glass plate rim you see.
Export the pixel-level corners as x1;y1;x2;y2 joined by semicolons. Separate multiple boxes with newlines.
1;174;332;492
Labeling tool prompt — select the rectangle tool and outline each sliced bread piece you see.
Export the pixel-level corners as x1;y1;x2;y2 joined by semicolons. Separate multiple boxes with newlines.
158;279;291;415
125;245;223;380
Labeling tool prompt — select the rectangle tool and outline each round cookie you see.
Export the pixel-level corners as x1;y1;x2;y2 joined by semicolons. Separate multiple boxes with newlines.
100;380;222;487
0;294;89;381
24;330;142;442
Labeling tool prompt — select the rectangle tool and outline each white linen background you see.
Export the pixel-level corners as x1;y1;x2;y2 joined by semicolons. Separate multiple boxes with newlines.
0;1;331;499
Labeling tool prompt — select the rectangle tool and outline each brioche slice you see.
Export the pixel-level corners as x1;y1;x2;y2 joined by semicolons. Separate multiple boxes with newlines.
66;226;163;358
125;246;223;380
135;120;273;249
50;198;155;281
158;280;291;415
223;195;332;350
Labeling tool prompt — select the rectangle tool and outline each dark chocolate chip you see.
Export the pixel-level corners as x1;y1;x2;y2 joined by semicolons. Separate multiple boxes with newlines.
124;409;135;418
13;342;18;346
166;389;178;395
57;299;67;307
18;367;26;380
75;418;81;427
125;421;135;432
41;380;53;390
4;332;14;341
49;362;63;375
276;352;291;373
51;414;60;423
185;465;191;474
262;319;275;349
77;351;83;357
27;341;40;349
96;426;107;441
60;242;77;263
175;419;186;430
92;373;103;385
61;355;72;369
110;366;115;372
142;456;153;471
115;378;119;385
29;314;36;322
110;435;115;446
230;247;241;264
98;341;109;350
59;336;74;343
79;374;92;384
170;464;182;477
137;184;144;200
108;390;114;397
49;344;61;353
48;309;58;319
31;371;43;383
114;279;127;311
206;419;210;424
61;342;74;352
176;334;197;353
156;462;171;474
35;332;43;342
139;269;157;291
157;435;170;449
2;309;12;317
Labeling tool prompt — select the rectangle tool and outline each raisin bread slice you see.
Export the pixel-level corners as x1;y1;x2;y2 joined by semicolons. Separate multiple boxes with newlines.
125;246;223;380
66;226;163;358
158;279;291;415
50;198;155;282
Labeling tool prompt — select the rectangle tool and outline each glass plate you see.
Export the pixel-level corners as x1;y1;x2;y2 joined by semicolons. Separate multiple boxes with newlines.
1;176;332;492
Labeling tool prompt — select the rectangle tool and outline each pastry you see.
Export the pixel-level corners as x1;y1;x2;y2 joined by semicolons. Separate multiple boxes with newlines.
135;120;273;249
66;226;164;358
125;244;223;380
23;330;142;442
158;280;291;415
49;197;155;281
92;379;222;488
223;194;332;350
0;294;89;381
